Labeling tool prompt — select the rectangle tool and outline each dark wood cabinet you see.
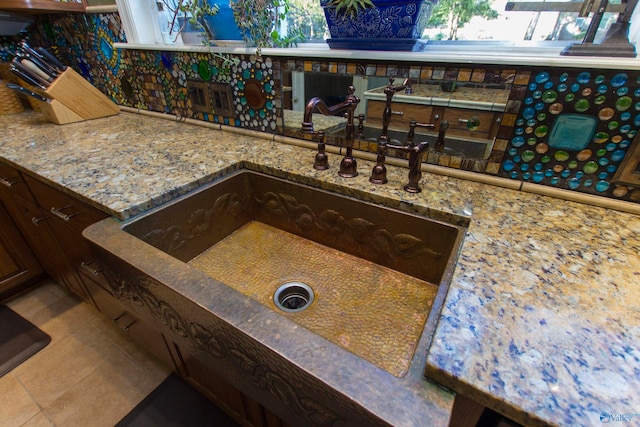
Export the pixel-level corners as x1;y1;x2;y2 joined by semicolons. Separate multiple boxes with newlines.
0;199;43;301
0;162;108;301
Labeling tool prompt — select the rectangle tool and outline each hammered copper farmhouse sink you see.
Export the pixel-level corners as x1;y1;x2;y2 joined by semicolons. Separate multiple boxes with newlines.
85;168;466;426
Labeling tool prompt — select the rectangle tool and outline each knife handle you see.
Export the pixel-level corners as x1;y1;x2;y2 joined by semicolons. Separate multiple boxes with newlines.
9;64;47;90
20;59;53;82
11;60;50;88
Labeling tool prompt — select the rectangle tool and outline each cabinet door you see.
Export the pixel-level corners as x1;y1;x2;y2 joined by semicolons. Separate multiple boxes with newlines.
0;200;43;300
7;196;88;299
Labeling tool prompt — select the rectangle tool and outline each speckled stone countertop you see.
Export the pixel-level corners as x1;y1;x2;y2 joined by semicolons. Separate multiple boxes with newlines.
364;84;510;111
1;112;639;427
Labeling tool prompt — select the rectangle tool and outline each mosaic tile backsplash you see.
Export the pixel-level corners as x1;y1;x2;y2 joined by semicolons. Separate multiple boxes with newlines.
1;12;639;204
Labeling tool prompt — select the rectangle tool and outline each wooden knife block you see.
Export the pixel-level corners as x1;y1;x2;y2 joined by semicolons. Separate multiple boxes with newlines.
37;67;120;125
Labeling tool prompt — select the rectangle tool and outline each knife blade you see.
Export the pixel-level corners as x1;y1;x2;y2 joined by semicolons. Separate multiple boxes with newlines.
5;83;49;103
9;64;48;90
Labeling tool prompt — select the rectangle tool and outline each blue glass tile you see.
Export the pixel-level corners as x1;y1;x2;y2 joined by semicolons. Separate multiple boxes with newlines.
598;172;608;179
584;179;593;187
548;114;597;151
607;165;618;173
533;171;544;183
503;160;515;171
512;136;526;147
551;177;560;185
568;178;581;189
510;171;519;179
596;181;610;192
577;71;591;84
545;169;554;177
535;72;550;84
611;73;628;87
522;172;531;180
611;150;626;162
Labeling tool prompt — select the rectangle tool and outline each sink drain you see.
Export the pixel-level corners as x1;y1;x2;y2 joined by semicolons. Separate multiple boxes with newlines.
273;282;314;313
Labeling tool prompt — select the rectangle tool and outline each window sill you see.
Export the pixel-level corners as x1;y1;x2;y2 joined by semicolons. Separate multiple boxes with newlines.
113;41;640;69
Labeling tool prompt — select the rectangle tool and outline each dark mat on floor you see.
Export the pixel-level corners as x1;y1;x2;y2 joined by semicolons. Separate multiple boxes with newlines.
0;305;51;377
116;373;240;427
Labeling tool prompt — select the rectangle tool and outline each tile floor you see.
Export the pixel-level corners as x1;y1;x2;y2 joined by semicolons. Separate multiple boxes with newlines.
1;279;172;427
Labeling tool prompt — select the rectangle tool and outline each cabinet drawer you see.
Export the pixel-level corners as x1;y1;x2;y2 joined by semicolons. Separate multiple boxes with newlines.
83;276;177;369
366;100;434;131
0;164;36;203
440;108;499;139
24;175;107;233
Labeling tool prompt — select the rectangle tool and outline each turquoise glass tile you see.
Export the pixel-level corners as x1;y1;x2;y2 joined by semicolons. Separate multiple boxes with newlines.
548;114;597;151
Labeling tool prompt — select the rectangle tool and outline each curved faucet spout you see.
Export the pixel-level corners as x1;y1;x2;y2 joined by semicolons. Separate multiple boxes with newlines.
301;85;360;134
301;85;361;178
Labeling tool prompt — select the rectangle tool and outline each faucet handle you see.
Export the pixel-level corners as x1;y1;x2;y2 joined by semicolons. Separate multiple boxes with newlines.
356;114;365;138
406;120;417;146
313;131;329;170
434;120;449;153
370;135;388;184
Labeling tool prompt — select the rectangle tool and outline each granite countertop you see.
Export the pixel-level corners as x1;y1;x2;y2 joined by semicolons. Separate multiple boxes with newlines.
364;84;510;111
1;112;639;427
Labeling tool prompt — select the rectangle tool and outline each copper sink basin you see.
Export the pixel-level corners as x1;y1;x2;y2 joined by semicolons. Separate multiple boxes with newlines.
121;170;465;377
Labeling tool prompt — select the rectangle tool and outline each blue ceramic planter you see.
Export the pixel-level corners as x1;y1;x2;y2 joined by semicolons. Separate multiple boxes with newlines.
204;0;243;41
320;0;435;51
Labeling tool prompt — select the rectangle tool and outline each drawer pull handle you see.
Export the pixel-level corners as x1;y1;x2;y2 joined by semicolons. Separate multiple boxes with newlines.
81;261;101;276
31;217;46;225
459;117;480;131
50;205;76;222
391;111;404;116
0;176;20;187
123;320;137;332
113;313;126;323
